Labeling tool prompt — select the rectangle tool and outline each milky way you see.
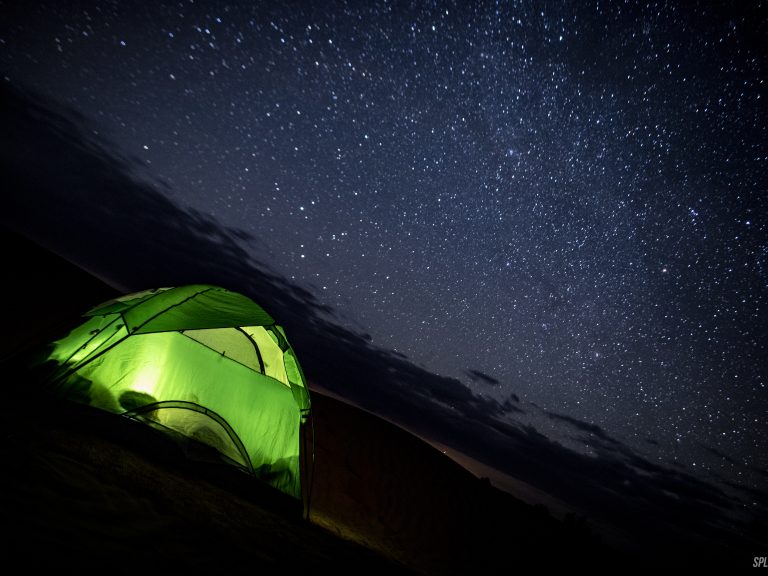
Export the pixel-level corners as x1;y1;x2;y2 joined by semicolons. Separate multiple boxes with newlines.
2;1;766;489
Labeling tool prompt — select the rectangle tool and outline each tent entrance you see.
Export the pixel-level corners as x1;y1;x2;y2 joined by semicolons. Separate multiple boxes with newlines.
122;400;253;473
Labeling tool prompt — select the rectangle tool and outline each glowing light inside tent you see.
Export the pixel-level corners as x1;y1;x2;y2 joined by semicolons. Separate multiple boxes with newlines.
126;336;172;397
129;361;161;395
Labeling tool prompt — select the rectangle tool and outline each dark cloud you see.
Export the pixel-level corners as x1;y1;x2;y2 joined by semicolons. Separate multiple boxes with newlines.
702;445;742;467
501;395;524;415
465;369;500;386
724;481;768;507
545;411;621;447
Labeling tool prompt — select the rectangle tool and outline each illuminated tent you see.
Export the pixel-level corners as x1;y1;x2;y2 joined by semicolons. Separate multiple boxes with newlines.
39;284;311;499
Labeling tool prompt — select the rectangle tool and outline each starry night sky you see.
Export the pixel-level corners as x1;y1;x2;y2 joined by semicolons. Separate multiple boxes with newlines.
2;1;766;491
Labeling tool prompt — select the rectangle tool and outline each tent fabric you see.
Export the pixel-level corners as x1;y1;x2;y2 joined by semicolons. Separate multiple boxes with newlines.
41;284;310;499
87;285;276;333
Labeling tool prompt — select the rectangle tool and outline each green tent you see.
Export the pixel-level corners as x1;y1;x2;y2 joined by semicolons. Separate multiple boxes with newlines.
39;284;311;499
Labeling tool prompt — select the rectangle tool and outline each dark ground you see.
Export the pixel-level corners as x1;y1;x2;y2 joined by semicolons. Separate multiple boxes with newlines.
0;398;411;574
